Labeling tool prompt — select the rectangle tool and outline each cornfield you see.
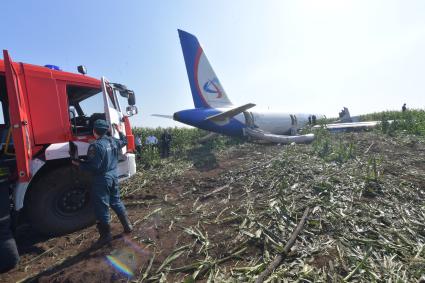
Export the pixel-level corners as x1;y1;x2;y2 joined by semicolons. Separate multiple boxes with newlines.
132;127;245;168
359;109;425;136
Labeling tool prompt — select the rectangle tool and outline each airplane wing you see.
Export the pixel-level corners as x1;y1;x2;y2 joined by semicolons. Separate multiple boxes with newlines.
204;103;256;122
152;114;174;119
315;121;380;132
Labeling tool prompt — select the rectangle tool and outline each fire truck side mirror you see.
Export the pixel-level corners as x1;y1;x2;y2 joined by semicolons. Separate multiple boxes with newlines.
126;105;138;117
127;90;136;106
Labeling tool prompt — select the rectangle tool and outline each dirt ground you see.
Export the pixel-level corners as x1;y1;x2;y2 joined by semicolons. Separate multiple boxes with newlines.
1;131;425;282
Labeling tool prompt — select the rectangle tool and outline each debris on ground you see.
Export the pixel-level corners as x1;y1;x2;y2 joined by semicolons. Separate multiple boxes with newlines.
1;131;425;282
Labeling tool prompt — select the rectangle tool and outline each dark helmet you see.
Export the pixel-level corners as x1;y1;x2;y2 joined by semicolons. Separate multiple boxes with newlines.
93;119;109;135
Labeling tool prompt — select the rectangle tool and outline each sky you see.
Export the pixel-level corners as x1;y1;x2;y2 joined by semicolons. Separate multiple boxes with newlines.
2;0;425;127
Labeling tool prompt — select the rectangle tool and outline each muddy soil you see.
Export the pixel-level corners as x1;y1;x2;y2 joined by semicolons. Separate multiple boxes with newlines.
1;132;425;282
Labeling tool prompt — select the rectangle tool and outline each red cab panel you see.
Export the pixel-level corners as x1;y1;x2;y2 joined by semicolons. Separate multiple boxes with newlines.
123;116;134;152
23;66;68;144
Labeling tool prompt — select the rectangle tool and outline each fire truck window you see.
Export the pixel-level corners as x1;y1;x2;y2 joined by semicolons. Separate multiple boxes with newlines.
67;85;105;135
78;92;104;116
0;102;4;125
115;92;129;113
0;76;8;125
0;76;10;152
106;84;118;109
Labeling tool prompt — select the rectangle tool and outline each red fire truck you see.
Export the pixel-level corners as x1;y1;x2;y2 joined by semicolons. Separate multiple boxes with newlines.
0;50;138;271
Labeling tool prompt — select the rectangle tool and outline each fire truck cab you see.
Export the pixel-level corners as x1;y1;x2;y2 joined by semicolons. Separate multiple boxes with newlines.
0;50;138;237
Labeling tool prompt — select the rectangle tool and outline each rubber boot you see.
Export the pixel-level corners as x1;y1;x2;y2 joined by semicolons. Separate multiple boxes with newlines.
0;216;19;273
93;222;112;248
117;213;133;233
0;183;19;273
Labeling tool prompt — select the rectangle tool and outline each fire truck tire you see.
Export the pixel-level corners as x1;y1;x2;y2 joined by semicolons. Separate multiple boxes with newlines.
26;165;96;236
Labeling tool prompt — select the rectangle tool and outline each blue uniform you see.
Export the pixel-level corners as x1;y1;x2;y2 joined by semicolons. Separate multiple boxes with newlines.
80;133;128;224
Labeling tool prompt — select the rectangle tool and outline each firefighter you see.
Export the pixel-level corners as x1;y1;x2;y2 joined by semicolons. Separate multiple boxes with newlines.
160;130;172;158
72;119;132;246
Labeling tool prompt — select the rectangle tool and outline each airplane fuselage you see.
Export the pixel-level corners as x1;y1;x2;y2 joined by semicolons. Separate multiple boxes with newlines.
173;107;312;137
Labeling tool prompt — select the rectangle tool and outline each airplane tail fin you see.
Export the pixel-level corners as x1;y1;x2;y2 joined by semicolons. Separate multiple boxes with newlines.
178;29;233;109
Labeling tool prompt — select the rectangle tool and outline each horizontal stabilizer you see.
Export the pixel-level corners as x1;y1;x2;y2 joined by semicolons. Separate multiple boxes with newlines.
152;114;174;119
204;103;256;122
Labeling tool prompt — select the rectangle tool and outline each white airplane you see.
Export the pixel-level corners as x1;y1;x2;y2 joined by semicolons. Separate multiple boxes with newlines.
154;30;378;143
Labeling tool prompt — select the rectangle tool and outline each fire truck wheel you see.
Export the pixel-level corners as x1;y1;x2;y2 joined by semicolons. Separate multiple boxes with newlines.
26;165;96;236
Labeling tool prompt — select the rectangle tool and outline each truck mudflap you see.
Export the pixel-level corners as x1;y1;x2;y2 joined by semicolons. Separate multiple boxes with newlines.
117;153;136;181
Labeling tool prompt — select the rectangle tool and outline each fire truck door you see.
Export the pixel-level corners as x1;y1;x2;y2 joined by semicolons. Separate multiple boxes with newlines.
101;77;126;152
3;50;31;182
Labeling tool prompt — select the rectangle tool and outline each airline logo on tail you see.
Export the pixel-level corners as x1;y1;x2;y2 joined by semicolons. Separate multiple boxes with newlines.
203;78;223;98
195;51;231;107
